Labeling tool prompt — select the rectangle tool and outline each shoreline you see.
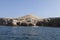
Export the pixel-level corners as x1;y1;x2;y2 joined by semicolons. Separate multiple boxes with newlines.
0;15;60;27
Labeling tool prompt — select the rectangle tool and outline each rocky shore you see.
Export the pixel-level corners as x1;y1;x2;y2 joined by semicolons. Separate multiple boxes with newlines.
0;14;60;27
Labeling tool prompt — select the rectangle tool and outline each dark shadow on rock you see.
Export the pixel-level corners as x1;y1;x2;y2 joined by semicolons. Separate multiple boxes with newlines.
28;23;34;26
20;22;28;26
17;22;21;26
36;21;43;26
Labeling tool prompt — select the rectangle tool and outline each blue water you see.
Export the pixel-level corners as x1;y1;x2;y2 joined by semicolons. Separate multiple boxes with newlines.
0;26;60;40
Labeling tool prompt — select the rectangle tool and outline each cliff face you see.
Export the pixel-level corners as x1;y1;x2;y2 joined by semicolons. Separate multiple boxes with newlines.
0;14;42;26
0;15;60;27
36;17;60;27
47;18;60;27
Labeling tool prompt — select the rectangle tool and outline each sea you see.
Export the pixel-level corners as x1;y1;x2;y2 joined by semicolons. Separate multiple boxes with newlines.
0;26;60;40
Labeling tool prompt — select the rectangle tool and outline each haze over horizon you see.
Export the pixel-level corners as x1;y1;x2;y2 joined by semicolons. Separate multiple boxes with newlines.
0;0;60;18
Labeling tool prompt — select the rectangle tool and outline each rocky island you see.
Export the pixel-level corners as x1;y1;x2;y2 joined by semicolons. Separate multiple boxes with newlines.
0;14;60;27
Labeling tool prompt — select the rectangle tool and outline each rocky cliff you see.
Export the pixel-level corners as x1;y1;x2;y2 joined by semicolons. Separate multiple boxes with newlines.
0;15;60;27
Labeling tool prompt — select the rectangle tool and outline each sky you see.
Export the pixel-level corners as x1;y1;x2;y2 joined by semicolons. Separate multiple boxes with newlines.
0;0;60;18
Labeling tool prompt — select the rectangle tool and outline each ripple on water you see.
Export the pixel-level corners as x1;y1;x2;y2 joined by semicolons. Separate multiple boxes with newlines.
0;26;60;40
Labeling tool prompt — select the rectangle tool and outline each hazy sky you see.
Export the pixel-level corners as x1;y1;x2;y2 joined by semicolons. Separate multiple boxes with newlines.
0;0;60;18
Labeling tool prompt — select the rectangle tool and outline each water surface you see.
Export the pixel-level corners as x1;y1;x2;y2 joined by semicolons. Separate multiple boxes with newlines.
0;26;60;40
